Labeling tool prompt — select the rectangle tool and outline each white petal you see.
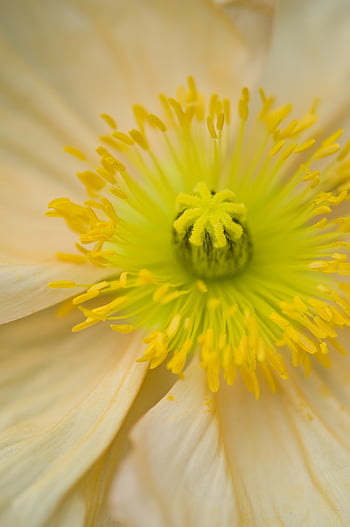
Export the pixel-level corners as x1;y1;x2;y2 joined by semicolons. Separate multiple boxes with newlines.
262;0;350;130
0;307;147;527
110;356;350;526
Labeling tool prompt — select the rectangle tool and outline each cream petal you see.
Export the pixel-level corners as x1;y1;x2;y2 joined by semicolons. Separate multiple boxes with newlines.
44;361;175;526
110;356;350;526
46;493;86;527
0;258;112;324
1;0;273;130
262;0;350;131
46;462;115;527
0;307;147;527
212;0;275;84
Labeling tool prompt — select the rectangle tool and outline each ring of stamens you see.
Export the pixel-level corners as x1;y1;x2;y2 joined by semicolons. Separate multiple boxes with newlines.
47;77;350;398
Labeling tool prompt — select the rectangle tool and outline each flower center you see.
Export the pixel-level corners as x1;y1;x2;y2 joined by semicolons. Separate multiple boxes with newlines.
172;182;252;278
48;77;350;397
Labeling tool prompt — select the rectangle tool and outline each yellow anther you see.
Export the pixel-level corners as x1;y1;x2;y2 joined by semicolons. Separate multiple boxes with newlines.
88;281;109;292
101;197;119;221
238;87;250;121
73;290;100;305
270;140;286;157
279;143;297;161
288;326;318;354
275;119;298;139
187;75;198;101
294;139;316;152
148;114;167;132
293;112;318;133
265;104;292;132
223;98;231;125
294;296;307;312
77;171;106;192
160;290;188;304
332;253;347;262
206;116;217;139
96;167;117;184
206;358;220;393
328;190;347;205
313;205;332;215
323;129;343;146
56;253;87;263
330;338;347;356
109;186;128;200
112;131;135;145
313;218;328;228
337;140;350;161
303;170;320;182
168;98;187;125
72;318;100;332
104;155;126;173
129;129;149;150
100;113;118;130
132;104;149;129
314;144;341;159
110;324;135;333
167;339;193;375
49;280;77;288
216;112;225;131
166;315;181;338
100;135;125;151
64;145;86;160
266;350;288;379
309;176;320;189
153;284;170;303
270;312;290;328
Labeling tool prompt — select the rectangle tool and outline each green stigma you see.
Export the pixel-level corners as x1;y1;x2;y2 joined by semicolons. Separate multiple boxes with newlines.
172;182;252;278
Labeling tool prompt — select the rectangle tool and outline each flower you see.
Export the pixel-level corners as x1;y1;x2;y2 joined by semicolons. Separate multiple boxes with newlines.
1;1;350;527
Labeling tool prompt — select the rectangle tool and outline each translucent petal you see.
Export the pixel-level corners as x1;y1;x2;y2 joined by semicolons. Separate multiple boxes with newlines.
110;354;350;526
0;307;147;527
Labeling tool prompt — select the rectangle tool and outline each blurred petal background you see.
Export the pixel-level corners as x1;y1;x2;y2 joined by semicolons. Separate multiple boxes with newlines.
1;1;350;526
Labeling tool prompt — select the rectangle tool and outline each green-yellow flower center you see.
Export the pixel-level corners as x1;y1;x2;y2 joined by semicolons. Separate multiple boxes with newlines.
172;182;252;278
47;77;350;398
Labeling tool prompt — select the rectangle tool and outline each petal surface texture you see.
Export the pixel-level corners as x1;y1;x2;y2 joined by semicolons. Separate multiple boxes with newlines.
110;356;350;526
212;0;275;82
262;0;350;129
0;260;111;325
0;307;147;527
0;0;274;321
48;365;174;527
